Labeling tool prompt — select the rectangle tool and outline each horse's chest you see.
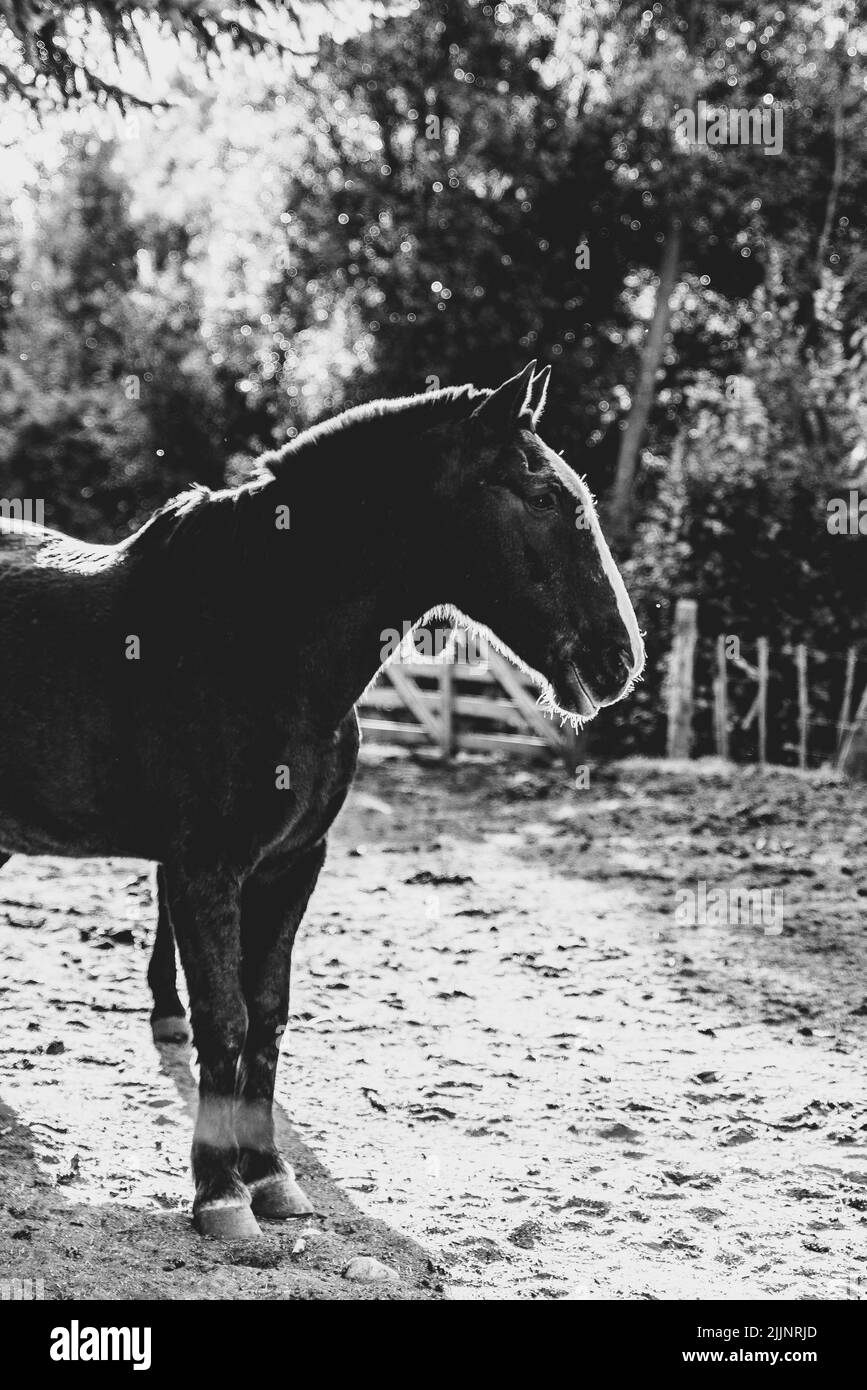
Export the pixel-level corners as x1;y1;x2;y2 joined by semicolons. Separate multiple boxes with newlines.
254;718;359;864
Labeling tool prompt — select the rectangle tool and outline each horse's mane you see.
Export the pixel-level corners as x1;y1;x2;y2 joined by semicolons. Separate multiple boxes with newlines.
124;385;491;559
0;387;494;569
120;484;246;560
256;383;489;476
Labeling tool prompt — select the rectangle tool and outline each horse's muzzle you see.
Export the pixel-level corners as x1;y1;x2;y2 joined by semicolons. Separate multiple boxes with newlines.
553;637;641;719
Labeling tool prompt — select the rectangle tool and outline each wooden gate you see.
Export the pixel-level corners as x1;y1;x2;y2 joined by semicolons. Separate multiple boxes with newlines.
358;631;577;763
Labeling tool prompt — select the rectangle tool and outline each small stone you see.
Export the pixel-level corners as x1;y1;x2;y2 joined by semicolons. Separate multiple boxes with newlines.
343;1255;400;1283
509;1220;543;1249
45;1040;65;1055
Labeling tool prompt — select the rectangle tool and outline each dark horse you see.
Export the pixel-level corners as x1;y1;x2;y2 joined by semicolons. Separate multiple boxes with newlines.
0;363;644;1238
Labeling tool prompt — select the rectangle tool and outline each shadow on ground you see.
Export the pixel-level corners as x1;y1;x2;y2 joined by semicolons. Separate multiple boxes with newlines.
0;854;442;1301
0;1064;441;1300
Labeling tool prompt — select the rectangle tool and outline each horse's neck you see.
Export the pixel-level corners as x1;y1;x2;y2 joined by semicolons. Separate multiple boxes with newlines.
295;592;405;727
253;477;435;729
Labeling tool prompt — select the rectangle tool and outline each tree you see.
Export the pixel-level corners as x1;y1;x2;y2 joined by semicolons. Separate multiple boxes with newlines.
252;0;824;475
0;0;319;107
0;136;227;539
248;1;629;449
576;0;867;545
0;198;19;352
607;219;681;546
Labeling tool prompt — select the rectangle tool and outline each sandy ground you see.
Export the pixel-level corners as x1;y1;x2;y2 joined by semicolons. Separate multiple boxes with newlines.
1;751;865;1301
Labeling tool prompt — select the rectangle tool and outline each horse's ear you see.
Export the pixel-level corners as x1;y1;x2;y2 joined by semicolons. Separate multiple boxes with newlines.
528;365;551;429
470;361;536;437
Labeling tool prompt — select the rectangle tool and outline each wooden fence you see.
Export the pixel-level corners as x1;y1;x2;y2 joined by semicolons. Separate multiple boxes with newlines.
358;630;582;766
666;597;867;774
358;607;867;775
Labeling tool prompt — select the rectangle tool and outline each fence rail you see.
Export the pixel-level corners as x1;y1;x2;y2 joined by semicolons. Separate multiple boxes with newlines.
358;637;580;766
358;608;867;777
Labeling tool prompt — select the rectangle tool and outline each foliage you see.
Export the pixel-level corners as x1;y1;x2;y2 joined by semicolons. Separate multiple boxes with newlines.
0;0;865;762
0;138;226;539
0;0;320;108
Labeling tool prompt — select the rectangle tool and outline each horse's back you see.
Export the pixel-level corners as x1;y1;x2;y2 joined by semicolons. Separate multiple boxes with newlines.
0;517;118;572
0;517;132;856
0;517;122;656
0;516;55;562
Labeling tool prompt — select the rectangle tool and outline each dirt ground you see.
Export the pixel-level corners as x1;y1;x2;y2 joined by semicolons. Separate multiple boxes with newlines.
1;750;866;1301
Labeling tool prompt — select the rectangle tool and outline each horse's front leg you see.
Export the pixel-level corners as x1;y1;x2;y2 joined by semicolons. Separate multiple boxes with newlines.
161;862;259;1238
147;864;192;1043
237;842;326;1219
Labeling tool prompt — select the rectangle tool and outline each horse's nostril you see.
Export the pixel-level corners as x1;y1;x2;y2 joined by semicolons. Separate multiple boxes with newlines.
605;644;634;684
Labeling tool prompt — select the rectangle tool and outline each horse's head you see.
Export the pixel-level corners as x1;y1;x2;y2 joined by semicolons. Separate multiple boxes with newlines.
434;363;644;722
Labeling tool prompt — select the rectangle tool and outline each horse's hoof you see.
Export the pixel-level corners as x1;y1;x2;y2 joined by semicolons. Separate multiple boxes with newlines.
194;1199;261;1239
248;1173;314;1219
151;1015;192;1044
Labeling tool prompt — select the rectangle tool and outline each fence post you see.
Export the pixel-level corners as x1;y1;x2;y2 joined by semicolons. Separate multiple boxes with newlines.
757;637;769;767
837;646;857;758
667;598;698;759
562;724;586;774
839;683;867;777
439;655;455;760
795;643;809;770
713;633;729;760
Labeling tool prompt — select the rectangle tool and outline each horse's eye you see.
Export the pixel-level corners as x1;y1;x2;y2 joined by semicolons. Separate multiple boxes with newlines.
528;492;557;512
